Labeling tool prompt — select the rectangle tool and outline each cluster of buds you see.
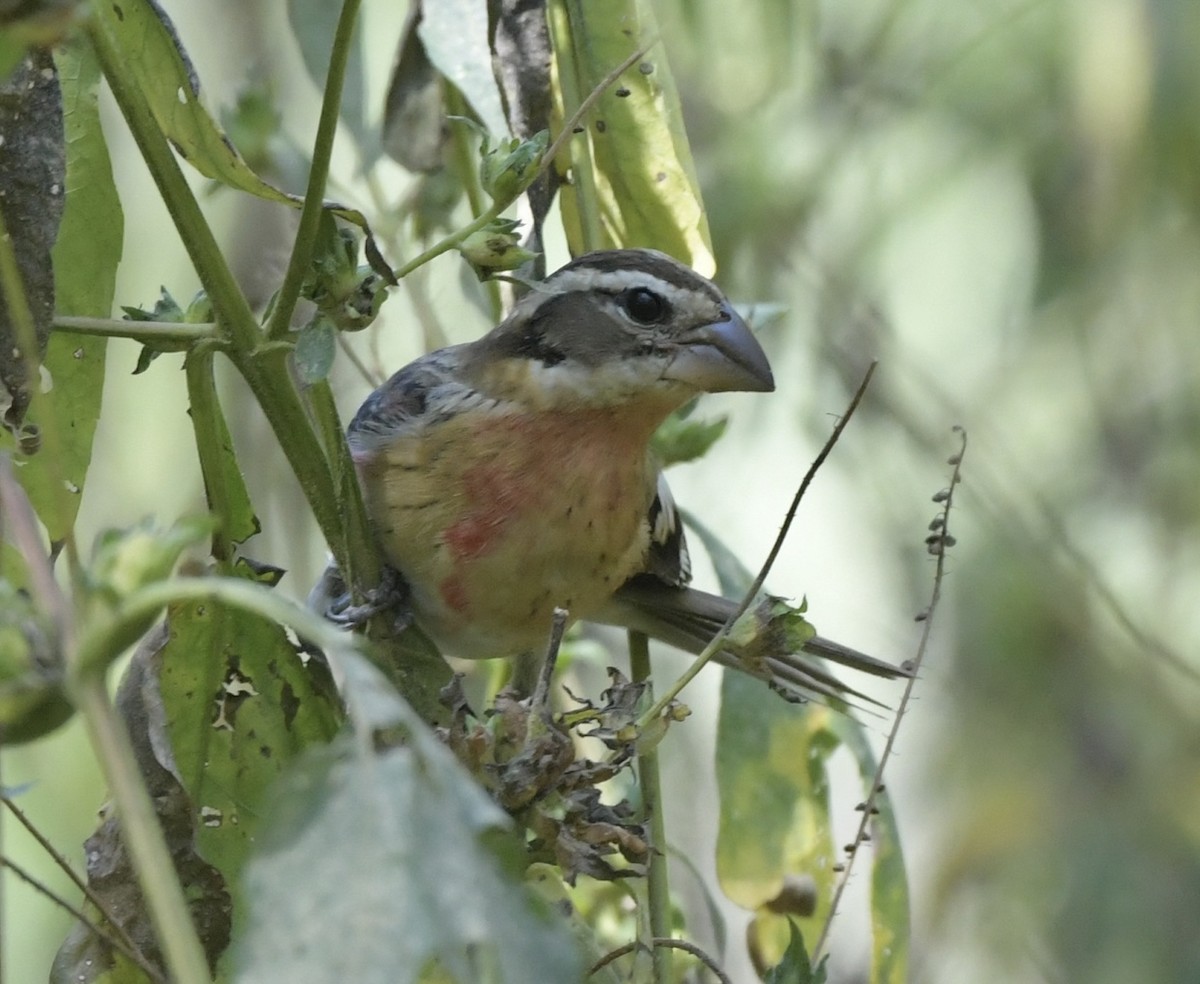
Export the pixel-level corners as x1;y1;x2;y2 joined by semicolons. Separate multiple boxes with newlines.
454;127;550;276
301;219;388;334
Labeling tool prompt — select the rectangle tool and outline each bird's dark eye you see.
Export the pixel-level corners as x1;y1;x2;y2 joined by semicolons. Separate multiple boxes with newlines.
620;287;669;325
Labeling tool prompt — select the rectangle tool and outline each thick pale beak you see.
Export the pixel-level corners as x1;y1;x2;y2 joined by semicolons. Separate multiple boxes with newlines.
662;308;775;393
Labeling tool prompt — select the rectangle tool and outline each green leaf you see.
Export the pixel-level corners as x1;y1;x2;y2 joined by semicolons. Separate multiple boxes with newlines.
234;651;582;984
294;316;336;384
651;406;728;467
91;0;387;271
553;0;713;272
2;38;120;542
285;0;377;166
716;677;840;967
157;589;343;917
830;716;911;984
764;920;827;984
193;370;259;549
417;0;508;138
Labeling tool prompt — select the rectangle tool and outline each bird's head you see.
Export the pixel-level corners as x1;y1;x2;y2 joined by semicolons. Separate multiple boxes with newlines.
465;249;774;409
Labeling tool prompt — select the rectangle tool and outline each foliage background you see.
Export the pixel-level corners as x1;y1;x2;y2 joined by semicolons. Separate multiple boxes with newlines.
5;0;1200;981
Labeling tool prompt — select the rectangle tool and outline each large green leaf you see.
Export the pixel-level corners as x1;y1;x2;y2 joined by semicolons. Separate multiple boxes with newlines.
2;38;121;546
233;651;582;984
716;671;840;966
552;0;713;272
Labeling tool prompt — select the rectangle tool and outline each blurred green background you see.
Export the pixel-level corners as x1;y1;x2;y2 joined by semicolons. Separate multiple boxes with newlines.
5;0;1200;981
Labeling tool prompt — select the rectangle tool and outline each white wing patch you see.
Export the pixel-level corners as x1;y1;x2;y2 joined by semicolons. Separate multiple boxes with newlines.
652;472;691;583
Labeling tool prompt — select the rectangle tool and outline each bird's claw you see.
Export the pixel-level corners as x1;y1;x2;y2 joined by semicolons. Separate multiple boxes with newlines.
328;564;412;633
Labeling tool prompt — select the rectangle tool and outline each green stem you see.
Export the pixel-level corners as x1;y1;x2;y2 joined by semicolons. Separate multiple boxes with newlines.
85;16;259;355
240;348;347;569
70;676;211;984
184;349;237;569
306;379;380;592
392;201;505;282
54;315;219;345
629;630;672;983
265;0;363;342
87;13;347;571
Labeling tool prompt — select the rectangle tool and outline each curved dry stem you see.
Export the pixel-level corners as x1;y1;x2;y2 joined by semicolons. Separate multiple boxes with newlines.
639;361;879;726
588;937;732;984
812;425;967;961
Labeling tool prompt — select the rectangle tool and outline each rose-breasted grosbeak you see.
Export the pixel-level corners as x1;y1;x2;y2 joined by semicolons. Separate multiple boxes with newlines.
329;248;904;701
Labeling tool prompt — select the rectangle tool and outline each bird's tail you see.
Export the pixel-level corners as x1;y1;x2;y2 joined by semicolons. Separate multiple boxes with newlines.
595;577;909;706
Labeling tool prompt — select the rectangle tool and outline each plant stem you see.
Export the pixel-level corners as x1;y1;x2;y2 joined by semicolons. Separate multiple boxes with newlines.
392;201;505;282
629;630;672;983
71;676;210;984
265;0;362;342
87;13;346;570
306;379;380;592
184;349;239;569
54;315;219;344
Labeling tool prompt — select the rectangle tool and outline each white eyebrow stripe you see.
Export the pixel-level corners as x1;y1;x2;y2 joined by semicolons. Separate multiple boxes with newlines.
548;268;723;308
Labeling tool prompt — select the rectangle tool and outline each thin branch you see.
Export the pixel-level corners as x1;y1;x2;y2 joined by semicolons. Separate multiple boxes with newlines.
0;796;157;977
265;0;363;341
0;854;165;982
628;630;672;983
540;35;654;182
812;425;967;961
334;333;378;387
390;37;651;285
640;362;878;725
69;677;210;984
52;315;219;344
589;937;732;984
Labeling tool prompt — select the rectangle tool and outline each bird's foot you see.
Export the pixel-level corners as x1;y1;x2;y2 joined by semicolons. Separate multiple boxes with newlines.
328;564;413;633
